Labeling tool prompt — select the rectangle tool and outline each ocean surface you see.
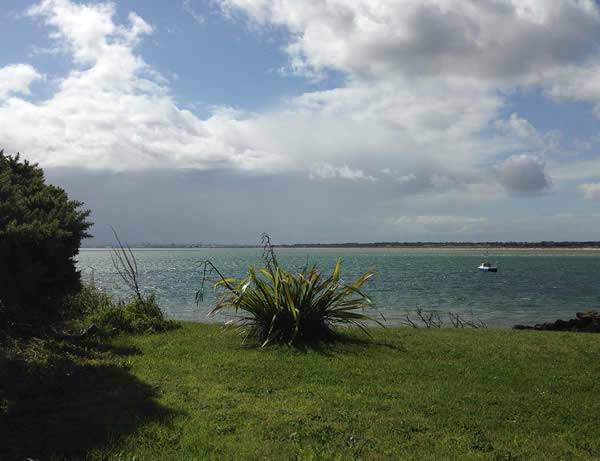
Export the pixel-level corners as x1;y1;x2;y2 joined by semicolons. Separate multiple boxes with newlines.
77;247;600;327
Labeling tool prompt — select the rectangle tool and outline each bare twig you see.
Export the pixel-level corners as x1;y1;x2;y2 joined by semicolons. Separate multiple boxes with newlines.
195;259;238;305
415;307;442;328
400;312;419;328
400;308;486;329
462;309;487;329
448;311;465;328
195;233;279;308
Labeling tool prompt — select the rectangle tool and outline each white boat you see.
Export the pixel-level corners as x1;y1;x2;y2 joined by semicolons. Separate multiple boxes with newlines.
478;261;498;272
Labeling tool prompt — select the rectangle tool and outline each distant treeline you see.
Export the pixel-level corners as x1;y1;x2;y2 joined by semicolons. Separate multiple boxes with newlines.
279;241;600;249
85;241;600;249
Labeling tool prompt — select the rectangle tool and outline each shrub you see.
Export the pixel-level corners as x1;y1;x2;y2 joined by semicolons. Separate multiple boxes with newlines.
67;284;178;336
62;284;114;320
204;258;380;346
65;231;178;336
0;151;92;326
89;293;178;335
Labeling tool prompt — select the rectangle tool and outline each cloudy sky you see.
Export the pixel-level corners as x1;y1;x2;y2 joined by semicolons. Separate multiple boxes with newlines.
2;0;600;244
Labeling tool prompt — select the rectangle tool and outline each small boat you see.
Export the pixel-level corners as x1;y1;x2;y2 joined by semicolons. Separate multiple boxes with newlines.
478;261;498;272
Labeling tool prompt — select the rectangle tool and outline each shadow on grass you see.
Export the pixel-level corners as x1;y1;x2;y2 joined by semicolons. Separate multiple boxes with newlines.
0;339;180;460
296;333;406;355
76;341;143;357
239;331;406;356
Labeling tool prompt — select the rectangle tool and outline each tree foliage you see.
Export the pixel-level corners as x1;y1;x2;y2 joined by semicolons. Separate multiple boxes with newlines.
0;150;92;325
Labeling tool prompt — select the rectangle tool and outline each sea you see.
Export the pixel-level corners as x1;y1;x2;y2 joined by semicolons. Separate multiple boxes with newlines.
77;247;600;327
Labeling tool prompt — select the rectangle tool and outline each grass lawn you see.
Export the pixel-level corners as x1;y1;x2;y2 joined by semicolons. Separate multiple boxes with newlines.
2;323;600;460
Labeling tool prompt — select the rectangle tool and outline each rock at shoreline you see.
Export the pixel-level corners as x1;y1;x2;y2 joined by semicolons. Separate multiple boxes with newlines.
514;311;600;332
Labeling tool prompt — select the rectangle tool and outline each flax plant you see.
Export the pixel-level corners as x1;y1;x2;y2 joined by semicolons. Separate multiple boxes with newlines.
197;234;381;346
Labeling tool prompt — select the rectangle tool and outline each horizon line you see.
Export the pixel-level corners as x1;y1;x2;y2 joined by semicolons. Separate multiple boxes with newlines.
81;240;600;249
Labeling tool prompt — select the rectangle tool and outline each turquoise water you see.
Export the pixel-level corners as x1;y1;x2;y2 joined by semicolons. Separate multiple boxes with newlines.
77;248;600;327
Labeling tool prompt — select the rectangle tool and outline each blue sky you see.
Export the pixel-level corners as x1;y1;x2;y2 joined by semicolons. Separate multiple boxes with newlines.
2;0;600;244
1;0;342;111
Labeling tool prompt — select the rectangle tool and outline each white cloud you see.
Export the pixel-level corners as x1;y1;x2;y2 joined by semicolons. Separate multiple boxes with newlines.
183;0;205;25
397;173;416;185
0;64;43;99
310;163;376;181
27;0;147;65
0;0;285;171
580;182;600;200
218;0;600;83
543;64;600;105
496;154;550;195
6;0;600;242
0;0;598;211
495;113;538;139
212;0;600;192
0;1;506;179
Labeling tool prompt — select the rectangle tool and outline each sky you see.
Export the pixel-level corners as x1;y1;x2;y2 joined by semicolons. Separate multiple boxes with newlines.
2;0;600;245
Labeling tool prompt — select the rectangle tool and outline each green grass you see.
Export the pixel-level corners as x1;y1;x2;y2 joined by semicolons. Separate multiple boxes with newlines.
2;323;600;460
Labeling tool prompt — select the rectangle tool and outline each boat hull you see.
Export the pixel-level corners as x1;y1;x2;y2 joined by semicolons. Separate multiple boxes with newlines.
479;267;498;272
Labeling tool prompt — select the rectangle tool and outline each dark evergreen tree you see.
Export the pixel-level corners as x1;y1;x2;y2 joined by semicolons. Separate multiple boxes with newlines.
0;150;92;326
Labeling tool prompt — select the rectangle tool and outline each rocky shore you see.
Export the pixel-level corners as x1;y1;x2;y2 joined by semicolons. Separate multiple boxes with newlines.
514;311;600;332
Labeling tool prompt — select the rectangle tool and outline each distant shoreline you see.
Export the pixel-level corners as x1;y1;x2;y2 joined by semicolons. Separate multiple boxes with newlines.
81;243;600;251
